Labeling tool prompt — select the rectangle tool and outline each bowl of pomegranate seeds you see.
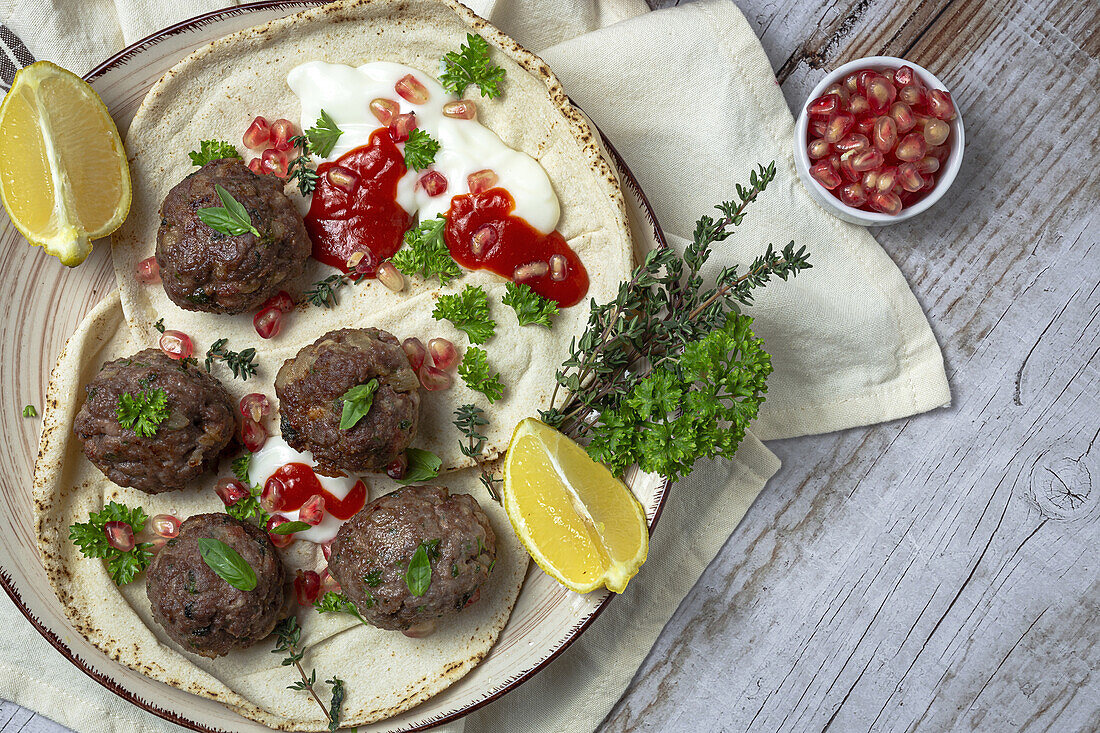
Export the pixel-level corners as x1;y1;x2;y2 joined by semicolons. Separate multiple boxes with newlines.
794;56;964;225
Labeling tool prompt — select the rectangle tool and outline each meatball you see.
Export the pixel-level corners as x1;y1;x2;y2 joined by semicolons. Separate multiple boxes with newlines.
73;349;236;493
146;513;286;657
275;328;420;475
328;485;496;631
156;158;311;314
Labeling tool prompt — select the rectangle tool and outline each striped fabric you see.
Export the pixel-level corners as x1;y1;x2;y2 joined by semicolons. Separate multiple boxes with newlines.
0;24;34;90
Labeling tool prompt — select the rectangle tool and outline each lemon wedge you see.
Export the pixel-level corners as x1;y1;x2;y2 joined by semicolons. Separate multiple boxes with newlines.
502;417;648;594
0;61;131;266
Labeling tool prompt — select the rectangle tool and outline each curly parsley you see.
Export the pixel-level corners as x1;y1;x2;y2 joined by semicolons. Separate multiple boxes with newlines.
402;128;441;171
457;347;504;403
68;502;153;585
390;215;462;285
432;285;495;344
439;33;505;98
116;388;169;438
502;282;558;328
314;591;369;625
188;139;241;166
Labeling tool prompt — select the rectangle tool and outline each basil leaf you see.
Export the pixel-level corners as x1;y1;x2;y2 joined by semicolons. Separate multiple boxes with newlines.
397;448;442;485
339;379;379;430
270;520;310;535
404;543;432;596
197;184;260;237
197;537;257;591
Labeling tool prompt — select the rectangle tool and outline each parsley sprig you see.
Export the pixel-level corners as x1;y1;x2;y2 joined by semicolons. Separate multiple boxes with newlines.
454;404;501;501
403;128;441;171
116;389;169;438
283;110;343;196
540;162;811;482
432;285;496;344
197;185;260;237
502;282;558;328
205;338;257;381
225;453;270;526
303;110;343;158
440;33;505;98
390;215;462;285
272;617;345;731
68;502;153;585
189;139;241;166
457;347;504;403
314;591;369;626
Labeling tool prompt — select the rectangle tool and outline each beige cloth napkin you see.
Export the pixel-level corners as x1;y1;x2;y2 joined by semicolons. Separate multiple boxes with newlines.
0;1;950;731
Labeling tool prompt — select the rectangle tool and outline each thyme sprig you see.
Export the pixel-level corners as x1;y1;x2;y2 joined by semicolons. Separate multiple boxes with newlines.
272;617;344;731
205;338;257;380
454;403;501;502
304;270;364;308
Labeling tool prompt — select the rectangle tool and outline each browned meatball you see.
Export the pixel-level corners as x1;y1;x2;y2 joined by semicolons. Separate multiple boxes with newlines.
275;328;420;475
156;158;311;313
72;349;236;493
146;513;286;657
327;485;496;631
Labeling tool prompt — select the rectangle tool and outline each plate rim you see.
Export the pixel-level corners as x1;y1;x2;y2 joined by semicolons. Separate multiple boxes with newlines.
0;3;674;730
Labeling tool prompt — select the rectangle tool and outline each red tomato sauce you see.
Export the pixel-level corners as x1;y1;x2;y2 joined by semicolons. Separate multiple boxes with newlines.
264;463;367;521
304;130;412;272
444;188;589;307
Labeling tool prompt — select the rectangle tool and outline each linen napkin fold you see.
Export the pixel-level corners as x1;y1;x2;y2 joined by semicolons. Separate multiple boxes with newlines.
0;0;949;731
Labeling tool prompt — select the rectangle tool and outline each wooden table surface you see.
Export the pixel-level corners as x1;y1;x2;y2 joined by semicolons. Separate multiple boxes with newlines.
4;0;1097;731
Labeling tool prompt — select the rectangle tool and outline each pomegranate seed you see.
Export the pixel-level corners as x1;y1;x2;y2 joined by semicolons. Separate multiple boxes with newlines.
103;521;135;552
843;72;860;93
869;190;903;215
921;173;937;191
838;153;860;183
239;393;271;422
823;82;850;104
856;70;877;94
809;160;842;189
135;256;160;284
810;119;827;138
467;169;499;194
838;182;868;207
889;101;916;133
148;536;168;556
915;155;940;175
299;495;326;526
159;330;193;360
866;77;896;113
326;165;359;193
442;100;477;119
295;569;321;605
897;162;924;192
850;149;884;173
894;65;915;87
270;118;296;151
388;112;418;143
402;620;436;638
370;98;400;125
822;112;854;144
319;568;341;594
848;95;871;117
419;170;448;196
265;514;294;547
253;306;283;340
873;116;898;153
470;224;498;256
261;290;294;314
386;454;408;480
420;364;452;391
248;158;264;175
881;69;896;84
922;118;950;147
351;248;378;277
876;166;899;193
862;170;879;191
321;541;334;562
261;147;292;178
429;337;459;370
855;117;875;137
898;83;924;107
808;94;839;116
395;74;430;104
514;261;549;282
243;116;271;150
927;89;956;120
930;143;951;164
807;138;831;159
151;514;180;538
375;261;404;292
834;134;869;153
895;132;927;162
402;337;427;371
260;479;284;513
549;254;568;282
241;417;267;453
215;477;249;507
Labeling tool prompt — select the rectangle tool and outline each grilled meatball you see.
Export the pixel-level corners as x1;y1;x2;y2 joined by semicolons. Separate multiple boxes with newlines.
327;485;496;631
146;513;286;658
275;328;420;475
156;158;311;313
73;349;236;493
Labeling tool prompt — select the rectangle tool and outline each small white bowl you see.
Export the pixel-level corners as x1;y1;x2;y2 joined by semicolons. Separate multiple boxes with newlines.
793;56;965;226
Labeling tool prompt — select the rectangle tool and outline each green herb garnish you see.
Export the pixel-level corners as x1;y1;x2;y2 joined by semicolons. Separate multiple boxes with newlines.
304;270;366;308
338;380;379;430
453;403;500;501
272;617;344;730
197;537;257;591
402;128;440;171
22;404;37;418
270;520;310;535
433;285;495;344
68;502;153;585
502;282;558;328
225;482;269;527
390;215;462;285
457;347;504;403
439;33;505;98
397;448;442;485
116;388;169;438
231;452;251;483
205;338;257;380
404;540;437;596
188;139;241;166
197;184;260;237
153;318;165;333
286;134;320;196
314;591;369;625
304;110;343;158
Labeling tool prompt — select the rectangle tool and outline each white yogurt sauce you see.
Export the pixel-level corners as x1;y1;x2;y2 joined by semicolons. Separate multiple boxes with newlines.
248;436;366;544
287;61;560;234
